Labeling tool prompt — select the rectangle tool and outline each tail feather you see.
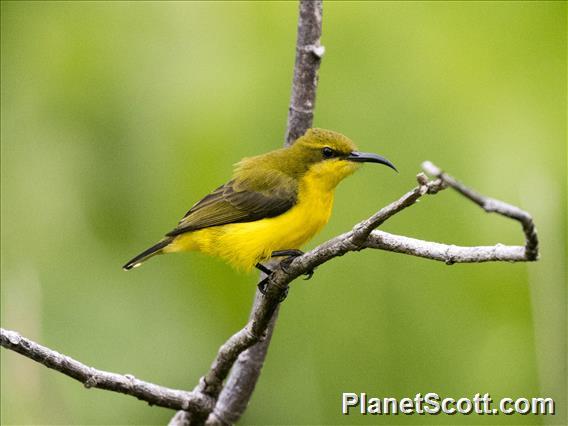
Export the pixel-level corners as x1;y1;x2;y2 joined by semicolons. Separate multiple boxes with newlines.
123;239;171;270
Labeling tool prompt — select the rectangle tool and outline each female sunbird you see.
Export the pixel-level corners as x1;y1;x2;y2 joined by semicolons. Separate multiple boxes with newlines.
124;128;396;273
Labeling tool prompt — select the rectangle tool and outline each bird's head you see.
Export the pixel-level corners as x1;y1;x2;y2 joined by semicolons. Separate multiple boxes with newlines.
288;128;397;189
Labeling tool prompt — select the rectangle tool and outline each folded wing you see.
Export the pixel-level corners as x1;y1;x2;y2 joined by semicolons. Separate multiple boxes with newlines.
166;171;298;237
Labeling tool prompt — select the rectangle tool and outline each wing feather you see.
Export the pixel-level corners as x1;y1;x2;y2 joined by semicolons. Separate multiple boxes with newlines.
166;171;297;237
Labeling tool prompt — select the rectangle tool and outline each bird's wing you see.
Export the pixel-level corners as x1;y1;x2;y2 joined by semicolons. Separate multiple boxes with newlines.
166;172;297;237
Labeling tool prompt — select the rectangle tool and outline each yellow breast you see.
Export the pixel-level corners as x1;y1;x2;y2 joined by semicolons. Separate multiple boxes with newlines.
165;166;343;271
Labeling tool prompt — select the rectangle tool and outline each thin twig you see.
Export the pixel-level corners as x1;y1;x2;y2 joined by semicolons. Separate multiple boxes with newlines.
0;328;214;415
422;161;539;260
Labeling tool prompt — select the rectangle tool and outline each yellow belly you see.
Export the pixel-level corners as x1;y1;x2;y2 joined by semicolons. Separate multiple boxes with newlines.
164;176;335;271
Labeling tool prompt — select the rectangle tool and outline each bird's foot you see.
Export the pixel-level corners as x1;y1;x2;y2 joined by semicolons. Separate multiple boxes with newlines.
255;263;273;296
255;263;288;302
270;249;315;280
257;276;269;295
255;262;273;276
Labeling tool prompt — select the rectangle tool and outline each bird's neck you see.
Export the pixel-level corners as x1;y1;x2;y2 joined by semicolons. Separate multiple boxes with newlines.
302;159;359;192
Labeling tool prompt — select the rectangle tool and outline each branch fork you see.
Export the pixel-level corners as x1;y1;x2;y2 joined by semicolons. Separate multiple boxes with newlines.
1;161;539;424
1;0;539;424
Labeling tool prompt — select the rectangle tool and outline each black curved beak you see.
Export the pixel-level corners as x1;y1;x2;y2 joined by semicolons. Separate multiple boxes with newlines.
347;151;397;172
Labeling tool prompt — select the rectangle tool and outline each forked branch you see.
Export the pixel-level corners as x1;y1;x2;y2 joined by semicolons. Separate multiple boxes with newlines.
264;162;538;289
199;0;325;424
1;162;539;424
422;161;538;260
1;0;539;422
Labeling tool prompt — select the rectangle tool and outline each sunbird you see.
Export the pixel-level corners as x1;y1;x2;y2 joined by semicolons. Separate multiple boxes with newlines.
123;129;396;276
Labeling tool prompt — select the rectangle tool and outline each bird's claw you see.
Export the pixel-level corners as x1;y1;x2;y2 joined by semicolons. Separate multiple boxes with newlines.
256;263;289;302
257;277;288;302
257;277;269;295
303;269;314;280
271;249;315;280
255;249;314;302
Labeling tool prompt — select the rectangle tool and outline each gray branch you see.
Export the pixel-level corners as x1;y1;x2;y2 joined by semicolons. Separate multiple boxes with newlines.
184;1;325;424
2;0;539;422
205;296;280;425
2;161;539;425
422;161;539;260
266;163;538;286
0;328;214;415
285;0;324;146
366;231;527;263
170;161;539;425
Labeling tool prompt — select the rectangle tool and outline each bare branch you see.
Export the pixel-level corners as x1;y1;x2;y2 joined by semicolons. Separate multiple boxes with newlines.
193;1;325;424
168;272;285;426
169;160;539;424
198;292;280;400
2;159;539;424
285;0;324;146
366;231;527;264
205;299;279;426
2;1;538;422
198;270;286;396
271;162;538;287
351;173;444;245
269;162;537;284
0;328;214;415
422;161;539;260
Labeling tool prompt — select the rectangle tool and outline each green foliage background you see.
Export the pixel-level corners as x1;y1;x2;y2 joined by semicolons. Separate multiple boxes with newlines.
1;1;565;425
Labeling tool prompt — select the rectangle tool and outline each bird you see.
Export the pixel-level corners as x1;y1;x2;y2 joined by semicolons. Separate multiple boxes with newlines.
123;128;396;279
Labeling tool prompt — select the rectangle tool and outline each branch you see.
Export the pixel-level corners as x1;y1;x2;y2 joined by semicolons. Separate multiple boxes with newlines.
2;1;539;422
268;162;538;284
208;163;539;408
169;271;286;426
0;328;214;415
2;160;539;424
285;0;324;146
170;160;538;424
5;1;326;425
180;166;538;417
174;1;325;425
422;161;539;260
205;296;279;425
366;231;527;263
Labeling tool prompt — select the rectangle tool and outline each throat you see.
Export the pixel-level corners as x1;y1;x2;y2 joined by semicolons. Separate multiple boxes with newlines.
292;173;336;239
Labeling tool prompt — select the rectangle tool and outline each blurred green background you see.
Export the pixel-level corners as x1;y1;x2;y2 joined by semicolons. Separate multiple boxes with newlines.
1;1;565;425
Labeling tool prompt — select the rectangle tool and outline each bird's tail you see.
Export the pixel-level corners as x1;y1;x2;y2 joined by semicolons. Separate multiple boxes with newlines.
123;238;172;271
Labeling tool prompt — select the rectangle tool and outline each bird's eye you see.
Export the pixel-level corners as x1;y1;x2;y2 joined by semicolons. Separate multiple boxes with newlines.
322;147;334;158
